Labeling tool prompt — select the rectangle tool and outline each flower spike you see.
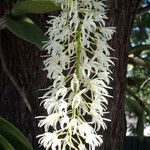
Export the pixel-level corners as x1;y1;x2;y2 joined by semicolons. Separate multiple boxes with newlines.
37;0;115;149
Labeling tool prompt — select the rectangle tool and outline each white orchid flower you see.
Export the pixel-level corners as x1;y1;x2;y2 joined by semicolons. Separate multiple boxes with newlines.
37;0;115;149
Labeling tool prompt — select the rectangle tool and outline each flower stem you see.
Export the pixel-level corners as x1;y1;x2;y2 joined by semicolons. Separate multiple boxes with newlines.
76;23;82;78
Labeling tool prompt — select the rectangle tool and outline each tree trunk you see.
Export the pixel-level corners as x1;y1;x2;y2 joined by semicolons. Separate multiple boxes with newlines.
0;13;48;149
99;0;141;150
0;0;140;150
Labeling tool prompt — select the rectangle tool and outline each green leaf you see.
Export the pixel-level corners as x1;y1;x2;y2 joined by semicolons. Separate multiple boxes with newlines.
11;0;61;16
0;117;33;150
0;134;15;150
3;14;48;49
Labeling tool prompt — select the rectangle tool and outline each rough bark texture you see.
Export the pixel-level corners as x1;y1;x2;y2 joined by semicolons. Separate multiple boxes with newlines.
0;0;140;150
0;29;46;149
0;12;48;149
99;0;141;150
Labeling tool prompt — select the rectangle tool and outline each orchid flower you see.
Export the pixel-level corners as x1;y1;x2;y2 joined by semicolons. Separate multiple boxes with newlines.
37;0;115;149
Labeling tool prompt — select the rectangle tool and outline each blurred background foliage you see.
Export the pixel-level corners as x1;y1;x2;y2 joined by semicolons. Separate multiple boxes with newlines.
126;0;150;139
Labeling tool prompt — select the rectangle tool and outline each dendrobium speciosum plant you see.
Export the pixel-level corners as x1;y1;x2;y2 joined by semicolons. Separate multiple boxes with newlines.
37;0;115;149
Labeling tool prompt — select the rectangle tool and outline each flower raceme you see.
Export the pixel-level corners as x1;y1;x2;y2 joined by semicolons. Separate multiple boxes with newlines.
37;0;115;149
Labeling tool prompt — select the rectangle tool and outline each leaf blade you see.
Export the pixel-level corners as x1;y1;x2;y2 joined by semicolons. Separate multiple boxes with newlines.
0;117;33;150
3;14;48;49
11;0;61;16
0;134;15;150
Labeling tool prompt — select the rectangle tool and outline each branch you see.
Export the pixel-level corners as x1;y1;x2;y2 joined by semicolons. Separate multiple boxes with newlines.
127;77;141;86
128;57;150;67
0;40;32;112
136;4;150;18
126;88;150;116
140;77;150;89
0;17;6;30
129;45;150;56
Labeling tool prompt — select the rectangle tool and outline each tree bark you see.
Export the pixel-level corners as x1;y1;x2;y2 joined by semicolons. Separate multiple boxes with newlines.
99;0;141;150
0;0;140;150
0;13;48;149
